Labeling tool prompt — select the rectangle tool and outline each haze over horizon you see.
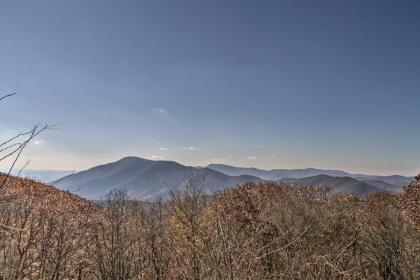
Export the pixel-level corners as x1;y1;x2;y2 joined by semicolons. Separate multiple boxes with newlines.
1;0;420;176
2;156;417;178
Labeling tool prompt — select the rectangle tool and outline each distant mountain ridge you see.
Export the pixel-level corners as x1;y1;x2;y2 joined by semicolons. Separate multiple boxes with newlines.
207;164;350;181
52;157;413;201
53;157;263;200
207;164;412;187
283;175;386;197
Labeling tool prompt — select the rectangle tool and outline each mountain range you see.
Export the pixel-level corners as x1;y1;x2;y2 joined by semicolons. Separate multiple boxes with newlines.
207;164;411;186
283;175;387;197
53;157;262;200
51;157;412;200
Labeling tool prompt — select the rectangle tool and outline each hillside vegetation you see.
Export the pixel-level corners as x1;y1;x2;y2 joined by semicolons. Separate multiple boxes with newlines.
0;174;419;279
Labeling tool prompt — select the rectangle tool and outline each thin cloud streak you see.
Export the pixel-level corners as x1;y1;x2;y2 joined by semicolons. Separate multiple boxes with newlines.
153;108;167;113
182;147;200;151
150;155;164;160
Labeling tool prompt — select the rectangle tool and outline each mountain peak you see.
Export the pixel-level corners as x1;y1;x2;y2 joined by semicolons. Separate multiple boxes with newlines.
53;158;262;200
52;158;412;201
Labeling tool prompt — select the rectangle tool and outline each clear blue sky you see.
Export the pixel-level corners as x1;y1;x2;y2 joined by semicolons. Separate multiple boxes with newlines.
0;0;419;175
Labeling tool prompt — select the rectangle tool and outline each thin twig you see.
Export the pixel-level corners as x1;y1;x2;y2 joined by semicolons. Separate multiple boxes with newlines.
0;92;17;102
0;124;50;190
17;159;31;177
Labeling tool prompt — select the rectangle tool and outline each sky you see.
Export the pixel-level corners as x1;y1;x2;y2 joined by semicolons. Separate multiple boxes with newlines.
0;0;419;175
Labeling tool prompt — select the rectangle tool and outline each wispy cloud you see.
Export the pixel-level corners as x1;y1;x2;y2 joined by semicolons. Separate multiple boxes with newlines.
150;155;164;160
159;147;167;151
211;158;226;162
247;156;258;160
33;139;46;145
182;146;200;151
153;108;167;113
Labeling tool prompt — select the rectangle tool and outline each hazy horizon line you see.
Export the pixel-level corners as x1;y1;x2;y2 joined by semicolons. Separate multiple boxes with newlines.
2;156;415;177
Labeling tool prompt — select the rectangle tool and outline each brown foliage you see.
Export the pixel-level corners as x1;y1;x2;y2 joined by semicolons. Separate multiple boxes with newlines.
0;174;99;279
0;175;418;279
400;176;420;226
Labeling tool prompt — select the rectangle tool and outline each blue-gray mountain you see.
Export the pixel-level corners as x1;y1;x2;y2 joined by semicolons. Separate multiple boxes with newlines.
52;157;263;200
52;157;412;200
207;164;349;181
207;164;411;187
282;175;400;197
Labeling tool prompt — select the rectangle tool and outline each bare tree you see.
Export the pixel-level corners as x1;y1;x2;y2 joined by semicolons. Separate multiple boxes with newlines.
168;177;209;280
91;189;143;280
0;93;50;191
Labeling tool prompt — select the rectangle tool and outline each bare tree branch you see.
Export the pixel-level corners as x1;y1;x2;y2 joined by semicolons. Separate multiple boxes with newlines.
0;92;17;102
0;124;50;191
17;159;31;177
